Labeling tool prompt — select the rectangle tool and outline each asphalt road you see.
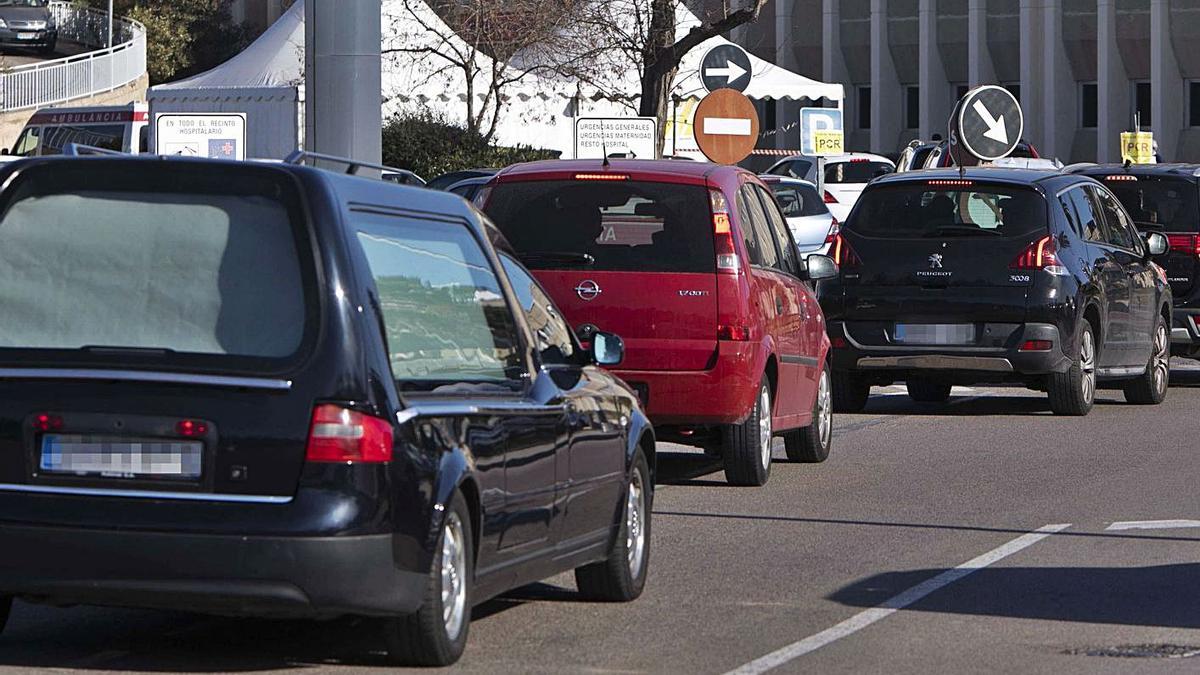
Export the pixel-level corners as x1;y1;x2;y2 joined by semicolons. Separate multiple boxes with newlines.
2;40;89;68
2;364;1199;673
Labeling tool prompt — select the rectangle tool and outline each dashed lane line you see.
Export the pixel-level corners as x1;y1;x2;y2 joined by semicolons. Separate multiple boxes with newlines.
722;523;1072;675
1106;519;1200;531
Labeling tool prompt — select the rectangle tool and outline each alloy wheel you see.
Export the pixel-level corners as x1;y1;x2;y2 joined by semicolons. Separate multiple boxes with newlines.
1080;329;1096;404
440;512;468;641
817;369;832;447
625;467;647;580
1152;322;1169;395
758;385;772;471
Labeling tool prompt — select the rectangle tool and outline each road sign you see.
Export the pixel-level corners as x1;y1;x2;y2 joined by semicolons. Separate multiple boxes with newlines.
575;117;657;159
800;107;844;156
693;88;759;164
700;44;752;94
155;113;247;160
1120;131;1156;164
952;85;1023;163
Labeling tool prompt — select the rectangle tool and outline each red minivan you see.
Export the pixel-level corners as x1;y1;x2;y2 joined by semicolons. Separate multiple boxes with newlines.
481;160;836;486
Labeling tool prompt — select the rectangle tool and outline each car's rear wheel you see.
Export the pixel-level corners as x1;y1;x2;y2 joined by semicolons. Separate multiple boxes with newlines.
575;448;652;601
831;369;870;413
1123;315;1170;405
384;491;473;667
906;378;952;403
784;363;832;463
0;596;11;635
723;378;772;486
1048;321;1096;416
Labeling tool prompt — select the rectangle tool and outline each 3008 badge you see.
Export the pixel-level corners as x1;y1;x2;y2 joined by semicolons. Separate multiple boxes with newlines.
1010;274;1031;283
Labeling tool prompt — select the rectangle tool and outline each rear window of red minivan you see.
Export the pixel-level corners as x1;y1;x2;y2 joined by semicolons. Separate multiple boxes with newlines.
484;180;715;273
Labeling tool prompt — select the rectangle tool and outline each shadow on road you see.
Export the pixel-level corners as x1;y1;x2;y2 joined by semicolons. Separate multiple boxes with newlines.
860;392;1054;417
829;564;1200;629
655;450;727;486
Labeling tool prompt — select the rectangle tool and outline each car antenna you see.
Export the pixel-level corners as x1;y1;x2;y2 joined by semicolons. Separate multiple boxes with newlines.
601;120;610;168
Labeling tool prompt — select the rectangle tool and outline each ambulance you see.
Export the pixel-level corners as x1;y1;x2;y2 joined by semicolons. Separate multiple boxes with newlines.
7;102;149;156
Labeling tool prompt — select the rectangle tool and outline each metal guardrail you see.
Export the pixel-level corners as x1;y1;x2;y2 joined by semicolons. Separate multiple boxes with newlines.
0;1;146;112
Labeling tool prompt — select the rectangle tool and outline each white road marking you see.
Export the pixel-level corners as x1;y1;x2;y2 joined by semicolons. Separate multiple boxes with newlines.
703;118;753;136
723;523;1071;675
1106;519;1200;531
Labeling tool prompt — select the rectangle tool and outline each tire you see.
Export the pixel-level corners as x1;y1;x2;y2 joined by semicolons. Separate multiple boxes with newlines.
1048;321;1096;416
1123;315;1169;405
906;378;952;403
0;596;10;636
784;363;832;463
575;448;652;602
722;378;773;486
831;369;870;413
384;491;473;667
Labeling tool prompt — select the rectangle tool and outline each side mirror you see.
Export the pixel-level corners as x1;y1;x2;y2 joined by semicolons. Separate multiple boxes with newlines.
1144;231;1168;257
803;254;839;281
590;331;624;366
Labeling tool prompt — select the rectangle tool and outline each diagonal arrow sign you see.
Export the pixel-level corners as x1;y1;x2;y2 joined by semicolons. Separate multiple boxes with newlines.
972;100;1008;144
704;61;748;85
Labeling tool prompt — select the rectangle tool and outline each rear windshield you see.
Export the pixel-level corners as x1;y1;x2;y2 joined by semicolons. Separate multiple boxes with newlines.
1098;176;1200;233
484;179;715;273
770;183;827;217
0;163;312;371
768;159;814;179
826;161;893;184
848;184;1048;239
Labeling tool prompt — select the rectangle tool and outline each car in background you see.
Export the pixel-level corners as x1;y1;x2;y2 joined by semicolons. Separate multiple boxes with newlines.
8;103;148;156
1071;164;1200;359
922;138;1041;169
445;175;491;204
759;175;837;257
381;167;425;186
427;168;498;191
481;160;837;486
896;140;939;173
0;0;55;54
820;168;1171;416
0;154;654;667
765;153;895;223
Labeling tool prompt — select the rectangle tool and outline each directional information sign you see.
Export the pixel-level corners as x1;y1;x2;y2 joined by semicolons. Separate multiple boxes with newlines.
700;44;752;94
800;107;844;156
693;88;759;164
575;117;657;159
155;113;247;160
953;85;1023;162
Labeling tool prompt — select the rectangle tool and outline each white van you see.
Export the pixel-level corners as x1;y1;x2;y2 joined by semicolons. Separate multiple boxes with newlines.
8;103;149;156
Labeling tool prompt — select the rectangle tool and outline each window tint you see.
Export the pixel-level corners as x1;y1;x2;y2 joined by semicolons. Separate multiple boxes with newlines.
1100;176;1200;233
499;255;576;365
825;160;893;184
755;185;801;276
1067;188;1106;242
774;159;813;179
738;185;778;268
848;184;1047;239
484;180;715;273
735;187;764;266
41;124;125;155
770;183;827;217
1059;192;1081;238
1090;186;1137;250
355;217;525;386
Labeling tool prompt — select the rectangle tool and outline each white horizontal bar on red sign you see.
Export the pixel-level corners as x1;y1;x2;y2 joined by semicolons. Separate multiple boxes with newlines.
703;118;753;136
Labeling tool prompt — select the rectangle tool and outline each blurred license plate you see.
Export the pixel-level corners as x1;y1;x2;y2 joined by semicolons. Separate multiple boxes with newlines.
17;32;36;39
40;435;202;479
894;324;975;345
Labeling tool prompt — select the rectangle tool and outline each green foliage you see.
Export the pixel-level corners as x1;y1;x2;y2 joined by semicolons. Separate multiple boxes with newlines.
76;0;250;84
382;110;558;180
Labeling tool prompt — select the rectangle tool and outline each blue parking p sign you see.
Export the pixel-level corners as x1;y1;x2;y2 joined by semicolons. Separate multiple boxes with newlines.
800;108;844;156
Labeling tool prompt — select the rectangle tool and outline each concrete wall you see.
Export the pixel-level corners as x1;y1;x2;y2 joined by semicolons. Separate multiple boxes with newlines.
0;74;149;150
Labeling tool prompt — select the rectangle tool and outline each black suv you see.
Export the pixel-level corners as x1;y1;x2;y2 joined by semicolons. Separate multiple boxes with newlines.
820;167;1172;416
0;155;654;666
1071;164;1200;359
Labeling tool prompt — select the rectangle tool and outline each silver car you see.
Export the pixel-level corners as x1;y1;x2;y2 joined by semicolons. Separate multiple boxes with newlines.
759;175;837;257
0;0;55;54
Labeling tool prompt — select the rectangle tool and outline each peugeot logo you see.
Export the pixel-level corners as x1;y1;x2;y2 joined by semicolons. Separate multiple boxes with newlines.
575;279;602;301
928;254;944;269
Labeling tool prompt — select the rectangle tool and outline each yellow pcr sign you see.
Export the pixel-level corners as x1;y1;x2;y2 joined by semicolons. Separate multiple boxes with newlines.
1120;131;1155;164
812;130;844;156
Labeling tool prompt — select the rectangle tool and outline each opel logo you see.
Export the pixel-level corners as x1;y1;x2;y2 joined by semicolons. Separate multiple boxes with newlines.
928;254;944;269
575;279;602;301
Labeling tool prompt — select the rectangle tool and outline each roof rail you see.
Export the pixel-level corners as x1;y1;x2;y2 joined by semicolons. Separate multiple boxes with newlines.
283;150;424;183
63;143;127;157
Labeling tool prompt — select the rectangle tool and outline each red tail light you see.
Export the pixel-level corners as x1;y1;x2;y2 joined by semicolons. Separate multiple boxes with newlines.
33;413;63;432
830;233;861;268
1019;340;1053;352
831;336;848;349
718;324;751;341
711;188;739;274
823;190;838;204
1167;234;1200;257
306;404;393;463
1009;235;1067;275
824;217;840;244
176;419;208;437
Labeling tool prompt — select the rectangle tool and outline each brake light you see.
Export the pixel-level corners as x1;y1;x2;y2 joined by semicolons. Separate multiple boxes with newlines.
1010;235;1068;275
176;419;208;437
831;336;848;349
927;179;974;186
306;404;393;463
823;190;838;204
718;324;751;341
33;413;63;432
711;188;739;274
849;158;869;163
824;217;840;244
1104;175;1138;182
1167;234;1200;256
1019;340;1053;352
830;233;862;268
574;173;629;181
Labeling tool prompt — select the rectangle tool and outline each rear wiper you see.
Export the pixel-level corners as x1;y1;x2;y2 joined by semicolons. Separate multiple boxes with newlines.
81;345;175;355
520;251;595;267
924;225;1000;237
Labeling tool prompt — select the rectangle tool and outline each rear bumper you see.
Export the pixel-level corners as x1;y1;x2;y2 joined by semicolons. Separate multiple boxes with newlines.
831;321;1072;380
0;522;426;618
612;341;760;426
0;28;55;47
1170;308;1200;354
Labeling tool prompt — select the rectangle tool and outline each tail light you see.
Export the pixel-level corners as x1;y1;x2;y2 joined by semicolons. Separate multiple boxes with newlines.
823;190;838;204
306;404;393;463
718;324;751;341
1167;234;1200;257
824;217;840;244
830;233;861;268
1009;235;1068;276
33;413;63;432
710;188;739;274
1019;340;1053;352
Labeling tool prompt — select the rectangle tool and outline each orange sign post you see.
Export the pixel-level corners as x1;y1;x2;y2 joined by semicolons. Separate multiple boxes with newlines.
692;89;760;165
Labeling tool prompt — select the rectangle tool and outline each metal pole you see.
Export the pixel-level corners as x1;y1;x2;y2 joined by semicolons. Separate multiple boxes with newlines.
107;0;113;48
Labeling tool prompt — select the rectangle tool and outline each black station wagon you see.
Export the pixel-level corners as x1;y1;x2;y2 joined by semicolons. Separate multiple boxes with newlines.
0;154;654;666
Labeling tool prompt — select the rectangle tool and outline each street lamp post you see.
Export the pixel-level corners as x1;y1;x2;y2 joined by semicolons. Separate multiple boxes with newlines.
107;0;113;48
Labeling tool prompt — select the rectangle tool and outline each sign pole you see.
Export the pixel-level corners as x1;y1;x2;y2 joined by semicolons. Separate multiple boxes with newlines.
817;156;826;201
